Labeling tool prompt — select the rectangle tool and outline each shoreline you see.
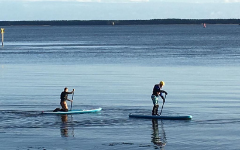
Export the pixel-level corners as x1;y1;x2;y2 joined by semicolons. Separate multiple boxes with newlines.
0;19;240;26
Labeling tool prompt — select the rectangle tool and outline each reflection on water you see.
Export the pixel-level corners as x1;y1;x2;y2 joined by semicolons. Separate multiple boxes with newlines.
151;119;167;149
60;115;74;137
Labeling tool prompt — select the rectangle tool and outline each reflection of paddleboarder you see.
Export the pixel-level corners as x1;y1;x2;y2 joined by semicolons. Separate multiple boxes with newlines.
151;119;167;149
60;115;74;137
60;115;69;137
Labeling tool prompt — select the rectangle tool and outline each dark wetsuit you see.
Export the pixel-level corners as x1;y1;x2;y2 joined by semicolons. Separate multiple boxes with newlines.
60;91;74;111
60;91;73;103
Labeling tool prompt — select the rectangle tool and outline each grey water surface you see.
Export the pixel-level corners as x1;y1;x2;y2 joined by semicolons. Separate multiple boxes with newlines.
0;25;240;150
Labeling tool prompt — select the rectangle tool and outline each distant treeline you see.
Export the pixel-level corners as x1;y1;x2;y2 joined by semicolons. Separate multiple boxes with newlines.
0;19;240;26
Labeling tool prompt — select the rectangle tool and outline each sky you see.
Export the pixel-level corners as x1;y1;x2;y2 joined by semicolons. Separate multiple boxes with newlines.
0;0;240;21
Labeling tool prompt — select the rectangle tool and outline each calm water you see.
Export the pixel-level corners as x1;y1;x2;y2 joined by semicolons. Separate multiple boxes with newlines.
0;25;240;150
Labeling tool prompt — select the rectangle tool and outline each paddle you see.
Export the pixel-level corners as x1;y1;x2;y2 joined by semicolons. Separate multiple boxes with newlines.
71;91;74;111
159;94;166;116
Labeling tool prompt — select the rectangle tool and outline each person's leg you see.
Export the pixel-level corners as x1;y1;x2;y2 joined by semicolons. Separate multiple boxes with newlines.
61;101;68;111
151;95;159;115
53;108;61;112
152;105;156;115
155;105;159;115
152;105;159;115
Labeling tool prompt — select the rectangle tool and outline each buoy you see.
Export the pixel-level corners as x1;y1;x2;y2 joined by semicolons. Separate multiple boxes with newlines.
1;28;4;47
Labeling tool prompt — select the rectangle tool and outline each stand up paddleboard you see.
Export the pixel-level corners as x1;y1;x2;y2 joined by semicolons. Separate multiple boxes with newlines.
42;107;102;114
129;114;192;120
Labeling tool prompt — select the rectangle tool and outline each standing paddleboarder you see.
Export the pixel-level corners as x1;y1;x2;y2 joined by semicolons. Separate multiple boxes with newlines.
60;87;75;112
151;81;167;115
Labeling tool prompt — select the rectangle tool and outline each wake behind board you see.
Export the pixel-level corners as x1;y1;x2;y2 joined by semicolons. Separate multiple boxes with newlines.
129;114;192;120
42;107;102;114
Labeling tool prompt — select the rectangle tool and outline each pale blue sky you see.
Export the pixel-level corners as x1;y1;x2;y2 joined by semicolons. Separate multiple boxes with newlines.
0;0;240;20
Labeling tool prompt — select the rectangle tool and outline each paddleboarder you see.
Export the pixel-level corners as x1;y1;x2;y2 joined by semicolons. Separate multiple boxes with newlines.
60;87;75;112
151;81;167;115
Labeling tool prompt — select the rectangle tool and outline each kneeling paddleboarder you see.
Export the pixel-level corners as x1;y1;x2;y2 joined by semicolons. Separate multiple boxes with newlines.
58;87;75;112
151;81;167;115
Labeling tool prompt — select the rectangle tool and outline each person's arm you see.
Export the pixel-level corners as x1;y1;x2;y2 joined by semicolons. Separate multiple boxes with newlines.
66;92;73;94
160;90;167;103
66;89;75;101
66;99;73;102
160;90;167;95
68;89;75;94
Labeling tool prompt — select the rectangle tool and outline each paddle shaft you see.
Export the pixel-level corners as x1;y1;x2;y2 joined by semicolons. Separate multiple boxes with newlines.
71;92;74;111
159;103;164;116
159;95;166;116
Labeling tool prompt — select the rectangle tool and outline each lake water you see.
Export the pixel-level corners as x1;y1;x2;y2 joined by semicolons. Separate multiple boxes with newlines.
0;25;240;150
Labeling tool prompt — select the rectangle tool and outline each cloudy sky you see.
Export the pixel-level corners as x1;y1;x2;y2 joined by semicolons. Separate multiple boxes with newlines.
0;0;240;20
